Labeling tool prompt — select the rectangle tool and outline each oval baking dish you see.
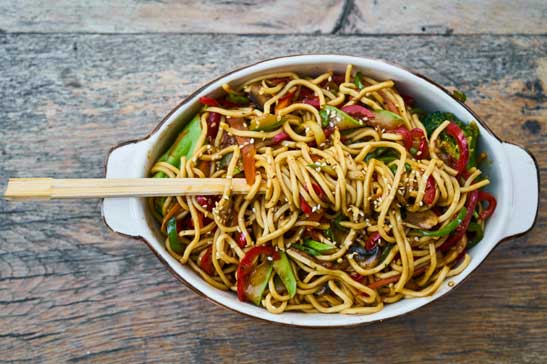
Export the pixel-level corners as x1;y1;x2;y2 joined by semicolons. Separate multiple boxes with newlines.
102;55;539;328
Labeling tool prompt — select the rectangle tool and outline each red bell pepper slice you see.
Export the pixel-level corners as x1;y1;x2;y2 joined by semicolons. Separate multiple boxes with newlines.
410;128;430;159
440;190;479;252
236;246;279;303
271;131;290;145
300;195;313;215
445;122;469;176
236;231;248;248
423;176;436;205
228;118;256;185
200;247;214;275
311;181;326;200
199;96;219;107
477;191;497;220
365;232;381;251
392;126;412;150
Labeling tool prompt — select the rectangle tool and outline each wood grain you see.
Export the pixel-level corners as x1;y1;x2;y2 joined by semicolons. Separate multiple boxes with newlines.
0;0;345;34
0;33;546;363
1;0;546;34
341;0;547;35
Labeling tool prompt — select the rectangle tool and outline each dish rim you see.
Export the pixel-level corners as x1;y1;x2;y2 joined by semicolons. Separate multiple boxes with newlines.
101;54;540;328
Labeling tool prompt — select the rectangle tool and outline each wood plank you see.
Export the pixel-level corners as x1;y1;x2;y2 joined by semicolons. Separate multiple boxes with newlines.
1;0;546;34
0;34;546;363
0;0;345;34
341;0;547;34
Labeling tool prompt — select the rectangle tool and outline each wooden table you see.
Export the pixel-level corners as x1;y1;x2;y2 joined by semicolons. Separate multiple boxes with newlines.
1;1;545;363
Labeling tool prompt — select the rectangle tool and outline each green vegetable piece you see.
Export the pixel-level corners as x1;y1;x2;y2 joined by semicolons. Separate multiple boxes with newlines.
319;108;330;127
465;121;479;169
410;107;427;118
153;115;202;178
320;105;364;130
332;214;348;231
365;147;389;162
422;111;461;137
452;89;467;103
307;163;335;175
354;71;365;90
304;239;336;253
324;228;335;242
372;110;404;129
246;260;274;305
166;217;184;254
422;112;480;169
218;152;242;175
250;113;284;131
417;208;466;237
227;92;249;105
273;252;297;298
292;244;320;256
379;244;394;262
466;221;484;248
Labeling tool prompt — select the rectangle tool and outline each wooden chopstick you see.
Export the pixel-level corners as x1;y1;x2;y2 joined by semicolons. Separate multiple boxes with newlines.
3;178;263;200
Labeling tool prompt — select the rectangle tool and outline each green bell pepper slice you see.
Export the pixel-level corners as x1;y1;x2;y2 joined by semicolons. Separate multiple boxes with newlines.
416;208;466;237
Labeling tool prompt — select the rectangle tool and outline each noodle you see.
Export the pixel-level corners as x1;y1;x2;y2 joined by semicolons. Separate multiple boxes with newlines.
149;65;495;315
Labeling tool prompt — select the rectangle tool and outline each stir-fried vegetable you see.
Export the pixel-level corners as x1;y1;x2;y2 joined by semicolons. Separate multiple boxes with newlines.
153;115;202;178
320;105;364;129
365;232;381;251
166;217;184;254
292;243;321;256
423;176;436;205
271;131;290;145
422;111;479;169
226;91;250;106
440;190;479;252
236;246;279;305
250;114;284;131
272;252;297;298
466;222;484;248
199;96;219;107
228;118;256;185
417;208;466;237
217;152;242;175
372;110;404;130
200;247;214;275
445;122;469;176
303;238;336;254
354;71;365;90
477;191;497;220
275;90;296;112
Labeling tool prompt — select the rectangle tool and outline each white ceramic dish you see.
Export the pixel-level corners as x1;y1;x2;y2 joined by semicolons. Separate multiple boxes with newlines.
102;55;539;327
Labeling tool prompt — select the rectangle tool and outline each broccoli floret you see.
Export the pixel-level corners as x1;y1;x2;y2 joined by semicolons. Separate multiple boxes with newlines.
422;111;480;169
422;111;464;137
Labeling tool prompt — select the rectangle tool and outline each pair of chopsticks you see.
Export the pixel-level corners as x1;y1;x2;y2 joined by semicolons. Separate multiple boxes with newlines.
3;178;260;200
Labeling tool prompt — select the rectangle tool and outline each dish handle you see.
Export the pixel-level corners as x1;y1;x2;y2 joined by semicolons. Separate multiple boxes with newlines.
102;141;146;238
501;143;539;238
